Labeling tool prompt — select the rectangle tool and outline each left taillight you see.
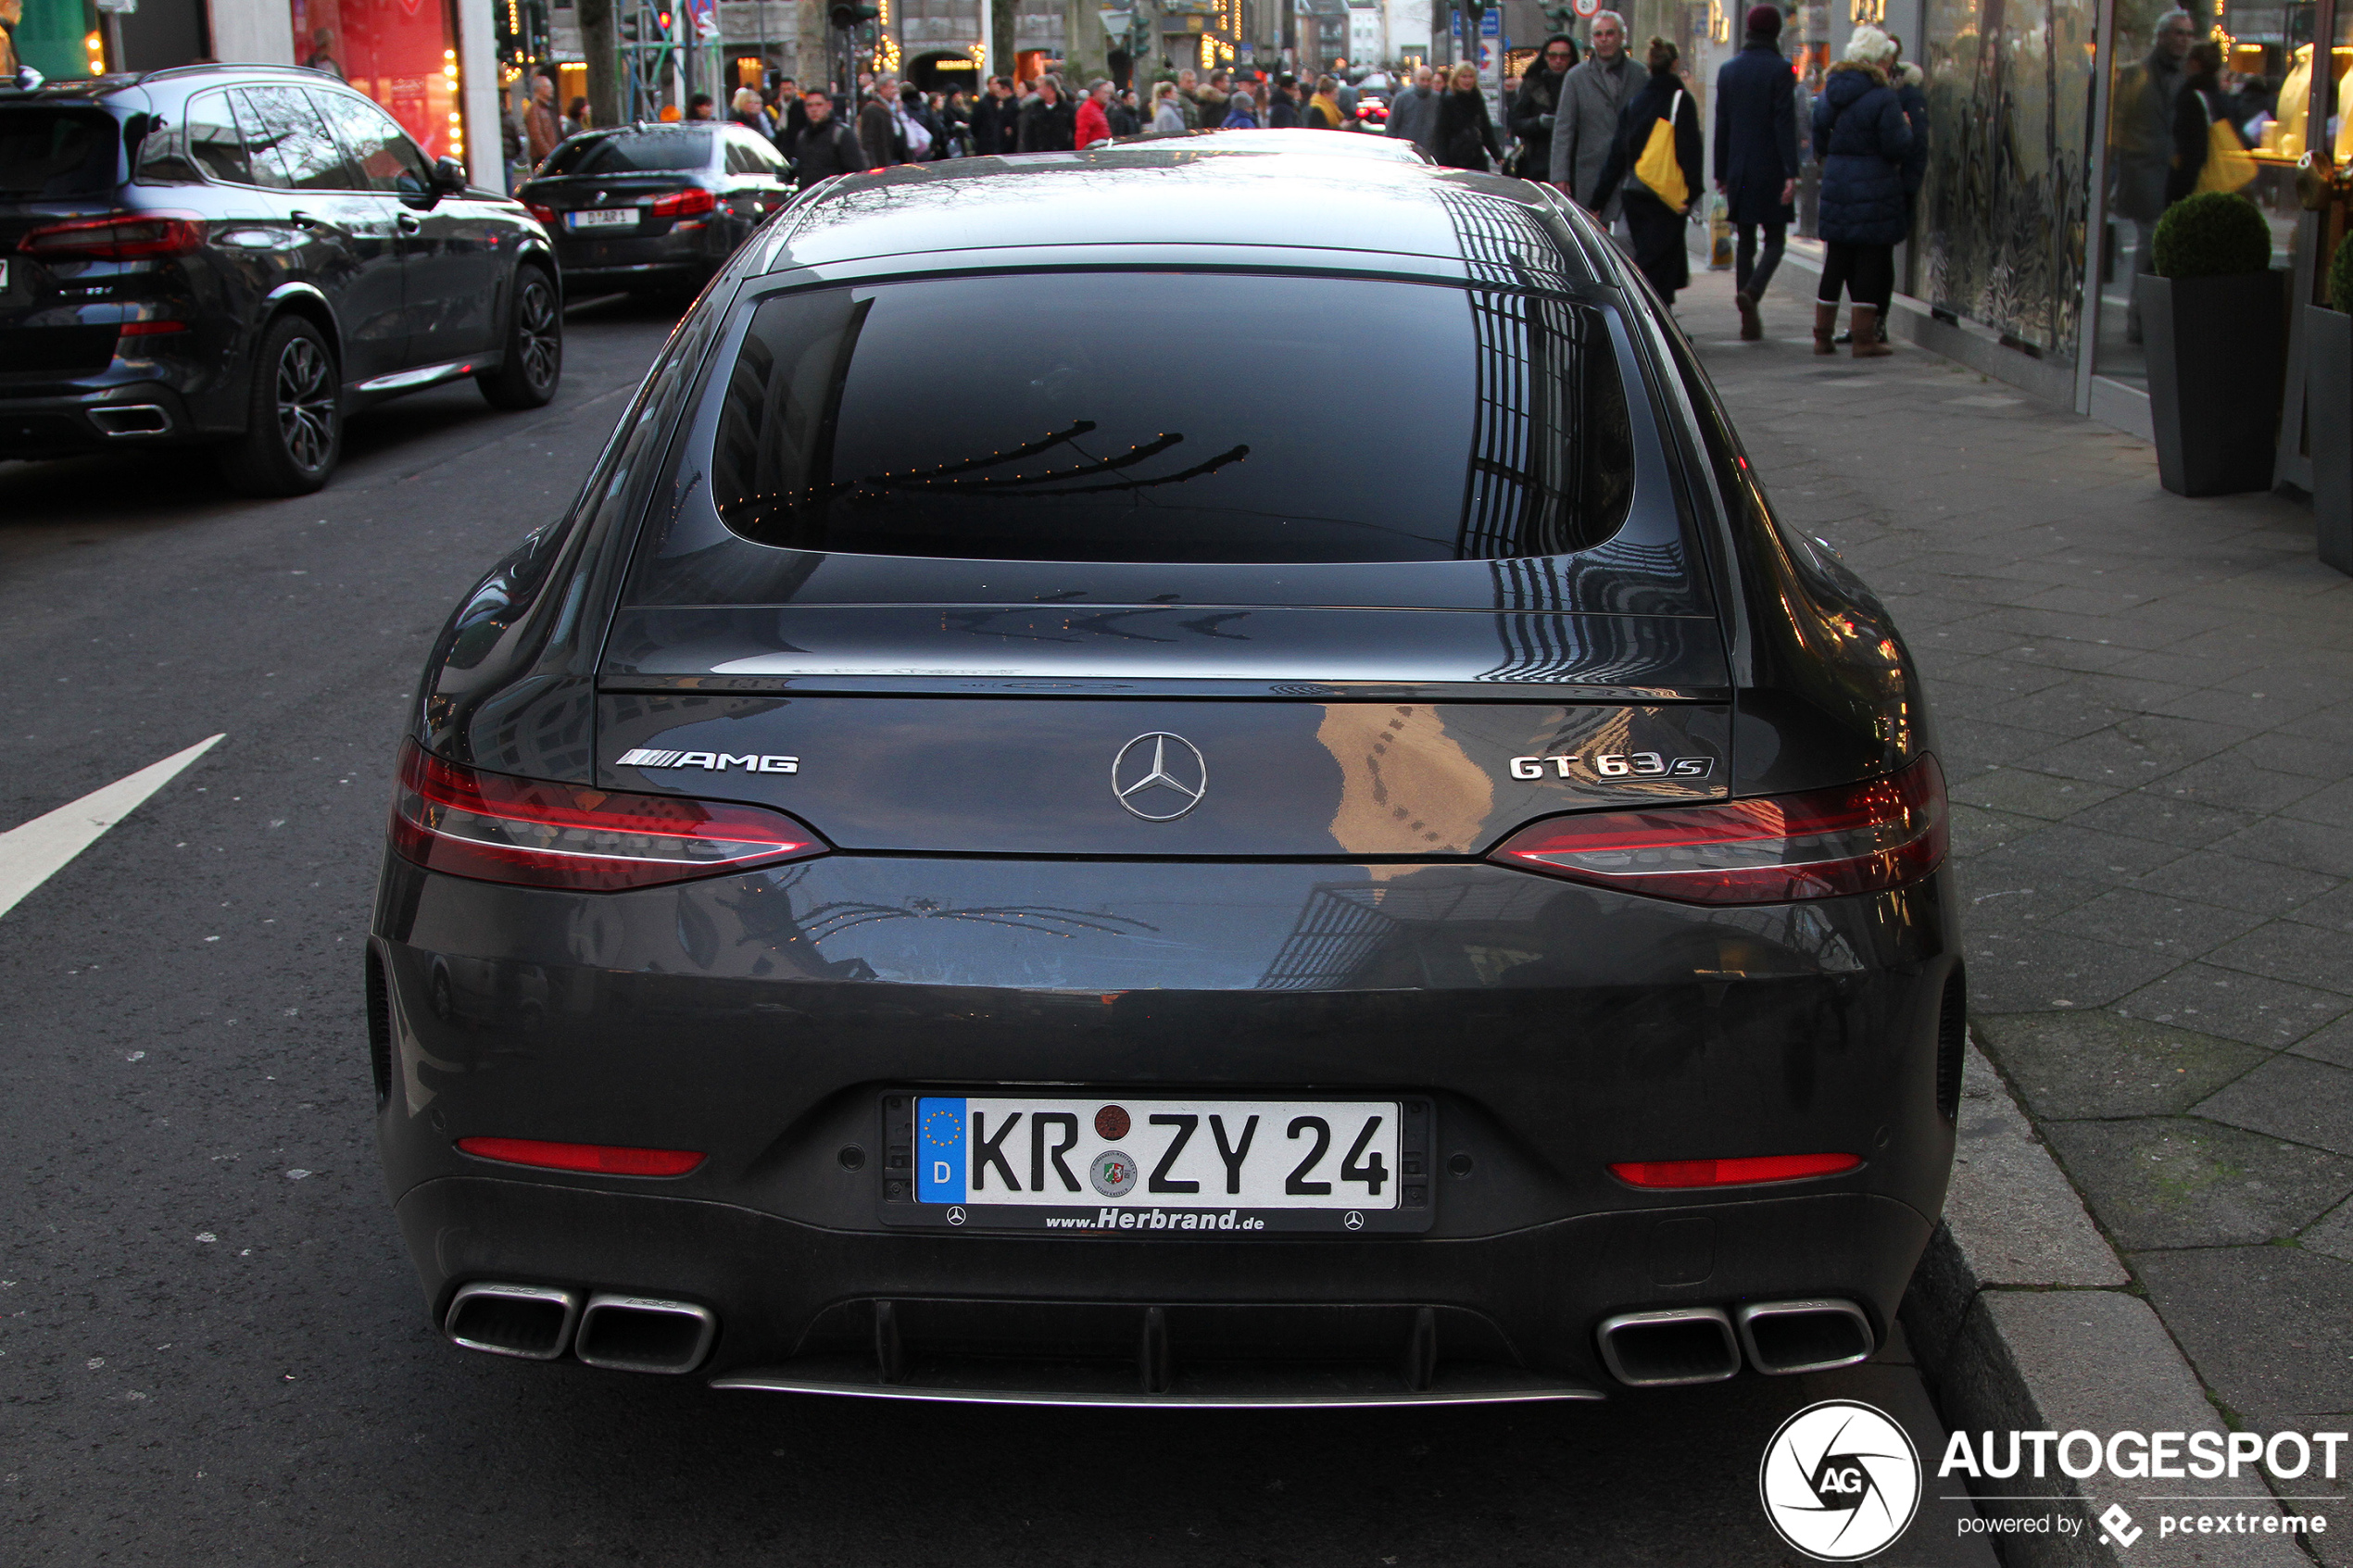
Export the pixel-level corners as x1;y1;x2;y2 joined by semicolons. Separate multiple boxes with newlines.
525;202;558;227
649;185;718;219
390;739;825;892
19;213;208;259
1486;755;1947;906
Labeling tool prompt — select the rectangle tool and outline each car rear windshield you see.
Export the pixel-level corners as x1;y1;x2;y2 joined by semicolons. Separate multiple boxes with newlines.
544;130;711;174
692;271;1635;566
0;109;120;197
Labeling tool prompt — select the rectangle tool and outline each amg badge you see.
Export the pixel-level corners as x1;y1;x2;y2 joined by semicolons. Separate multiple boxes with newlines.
616;748;799;773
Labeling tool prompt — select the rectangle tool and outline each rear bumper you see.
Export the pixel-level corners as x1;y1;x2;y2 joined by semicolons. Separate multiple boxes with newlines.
371;849;1960;1398
549;229;723;283
0;378;208;458
396;1175;1933;1400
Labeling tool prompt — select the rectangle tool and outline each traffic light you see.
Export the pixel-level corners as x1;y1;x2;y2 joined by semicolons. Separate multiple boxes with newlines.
655;7;673;33
619;10;639;40
826;1;879;28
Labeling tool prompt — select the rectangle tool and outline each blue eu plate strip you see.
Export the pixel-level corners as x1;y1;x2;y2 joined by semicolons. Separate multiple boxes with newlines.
916;1098;966;1204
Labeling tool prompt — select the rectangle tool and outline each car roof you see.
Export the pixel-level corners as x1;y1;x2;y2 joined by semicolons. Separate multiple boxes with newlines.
0;62;353;107
763;147;1598;285
1109;127;1428;163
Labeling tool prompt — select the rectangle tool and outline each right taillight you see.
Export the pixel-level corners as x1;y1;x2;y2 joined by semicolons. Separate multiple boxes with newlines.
1487;755;1946;905
390;740;824;892
648;185;717;219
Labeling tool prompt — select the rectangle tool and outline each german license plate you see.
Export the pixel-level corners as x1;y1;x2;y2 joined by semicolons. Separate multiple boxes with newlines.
567;207;635;231
878;1094;1433;1235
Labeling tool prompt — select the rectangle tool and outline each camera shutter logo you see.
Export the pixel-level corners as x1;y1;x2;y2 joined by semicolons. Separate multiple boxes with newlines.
1758;1399;1921;1562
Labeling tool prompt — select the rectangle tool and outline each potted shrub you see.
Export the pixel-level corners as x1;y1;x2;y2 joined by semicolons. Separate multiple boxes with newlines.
2137;192;2286;496
2309;233;2352;572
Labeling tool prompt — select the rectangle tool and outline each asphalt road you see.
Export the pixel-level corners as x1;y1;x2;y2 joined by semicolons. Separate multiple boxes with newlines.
0;297;1995;1567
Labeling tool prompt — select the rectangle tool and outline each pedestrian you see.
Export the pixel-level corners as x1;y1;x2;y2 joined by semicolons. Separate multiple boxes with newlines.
687;92;716;121
1809;24;1912;357
859;81;906;165
563;94;587;138
1268;73;1302;128
1333;62;1359;121
1432;62;1502;170
1020;75;1078;149
2167;42;2249;202
971;76;1019;156
1510;34;1579;182
1386;64;1439;156
938;87;973;156
1076;78;1114;146
1175;68;1202;127
525;72;560;171
1549;9;1636;220
1110;87;1142;137
1592;37;1703;305
789;86;868;188
1712;5;1799;339
1305;74;1346;130
1151;80;1189;133
1223;88;1260;128
730;86;766;132
2110;9;2196;342
895;82;942;160
1196;69;1232;128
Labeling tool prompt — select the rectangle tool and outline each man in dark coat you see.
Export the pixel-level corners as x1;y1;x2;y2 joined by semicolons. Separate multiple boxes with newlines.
1713;6;1799;339
1016;76;1077;150
1508;35;1578;182
857;79;906;167
790;87;869;188
969;77;1019;156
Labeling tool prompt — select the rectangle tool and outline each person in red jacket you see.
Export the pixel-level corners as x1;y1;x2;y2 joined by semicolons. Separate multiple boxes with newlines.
1076;79;1114;146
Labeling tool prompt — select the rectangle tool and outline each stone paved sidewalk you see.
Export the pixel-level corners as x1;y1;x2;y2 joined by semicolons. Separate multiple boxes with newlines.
1684;261;2353;1559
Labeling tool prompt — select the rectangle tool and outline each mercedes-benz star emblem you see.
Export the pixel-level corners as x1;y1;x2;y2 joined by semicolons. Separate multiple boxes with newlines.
1112;733;1208;822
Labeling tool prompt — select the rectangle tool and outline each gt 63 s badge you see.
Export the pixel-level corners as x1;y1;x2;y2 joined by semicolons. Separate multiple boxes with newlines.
1507;752;1715;781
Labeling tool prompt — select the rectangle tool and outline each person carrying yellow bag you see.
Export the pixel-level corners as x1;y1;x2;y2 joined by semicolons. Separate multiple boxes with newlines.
2171;43;2257;199
1591;37;1705;307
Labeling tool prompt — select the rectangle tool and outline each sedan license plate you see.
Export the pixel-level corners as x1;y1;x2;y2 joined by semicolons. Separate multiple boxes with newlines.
880;1094;1432;1235
567;207;636;231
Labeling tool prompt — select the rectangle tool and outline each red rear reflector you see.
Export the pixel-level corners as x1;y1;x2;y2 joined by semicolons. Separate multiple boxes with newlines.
390;739;825;892
458;1136;704;1176
1610;1153;1861;1188
649;185;717;219
119;320;188;336
20;213;207;258
1488;755;1946;905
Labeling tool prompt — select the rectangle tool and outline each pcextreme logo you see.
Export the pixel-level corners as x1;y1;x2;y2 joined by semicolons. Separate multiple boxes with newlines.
1759;1400;1923;1562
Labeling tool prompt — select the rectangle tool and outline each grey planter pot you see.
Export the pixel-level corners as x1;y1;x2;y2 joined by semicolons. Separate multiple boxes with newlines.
2137;270;2286;497
2309;306;2352;575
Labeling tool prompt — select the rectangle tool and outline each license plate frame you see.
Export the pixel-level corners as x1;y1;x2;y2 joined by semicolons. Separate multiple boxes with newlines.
877;1092;1434;1236
566;207;636;231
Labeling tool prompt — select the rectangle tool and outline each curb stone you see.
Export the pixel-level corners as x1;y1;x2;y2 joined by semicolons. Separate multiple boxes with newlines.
1900;1041;2312;1565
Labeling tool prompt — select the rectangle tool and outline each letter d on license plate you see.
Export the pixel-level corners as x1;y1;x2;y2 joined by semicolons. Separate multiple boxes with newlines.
880;1093;1434;1235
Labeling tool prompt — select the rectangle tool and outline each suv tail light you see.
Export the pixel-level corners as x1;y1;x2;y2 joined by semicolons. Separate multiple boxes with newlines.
1487;756;1946;905
20;213;208;258
648;185;717;219
391;740;824;892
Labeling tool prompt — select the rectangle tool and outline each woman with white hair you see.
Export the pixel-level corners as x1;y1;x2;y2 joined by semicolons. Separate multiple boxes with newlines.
1809;23;1912;357
1151;81;1189;133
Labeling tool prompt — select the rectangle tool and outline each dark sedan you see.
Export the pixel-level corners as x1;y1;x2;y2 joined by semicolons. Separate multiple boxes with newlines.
372;147;1960;1407
519;123;792;297
1;65;560;495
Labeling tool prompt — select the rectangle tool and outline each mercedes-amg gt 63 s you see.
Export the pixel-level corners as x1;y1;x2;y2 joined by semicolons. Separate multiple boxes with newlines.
371;146;1960;1406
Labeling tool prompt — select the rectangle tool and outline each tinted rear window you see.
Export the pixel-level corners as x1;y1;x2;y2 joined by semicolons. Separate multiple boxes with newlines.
0;109;120;197
700;272;1632;565
546;130;712;174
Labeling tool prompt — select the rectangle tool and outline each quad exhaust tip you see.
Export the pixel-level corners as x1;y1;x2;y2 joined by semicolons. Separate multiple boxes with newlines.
1595;1306;1741;1387
444;1282;582;1361
573;1293;719;1375
1735;1298;1876;1375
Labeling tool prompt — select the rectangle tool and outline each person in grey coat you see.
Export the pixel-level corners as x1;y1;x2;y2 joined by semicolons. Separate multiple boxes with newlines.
2111;8;2196;340
1385;65;1441;157
1548;10;1637;220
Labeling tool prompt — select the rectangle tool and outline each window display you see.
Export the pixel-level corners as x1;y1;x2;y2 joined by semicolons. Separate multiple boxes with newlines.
287;0;464;162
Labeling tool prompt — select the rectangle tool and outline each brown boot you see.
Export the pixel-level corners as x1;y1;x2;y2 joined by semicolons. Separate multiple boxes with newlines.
1735;290;1762;341
1813;303;1838;354
1851;307;1893;358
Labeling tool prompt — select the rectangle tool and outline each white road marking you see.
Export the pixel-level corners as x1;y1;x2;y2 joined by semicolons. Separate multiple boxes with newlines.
0;734;226;922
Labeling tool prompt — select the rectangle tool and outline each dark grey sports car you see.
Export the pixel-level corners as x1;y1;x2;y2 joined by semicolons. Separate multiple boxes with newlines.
371;147;1960;1406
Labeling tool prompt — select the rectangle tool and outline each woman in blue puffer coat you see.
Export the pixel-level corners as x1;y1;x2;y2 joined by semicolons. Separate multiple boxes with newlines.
1810;24;1911;358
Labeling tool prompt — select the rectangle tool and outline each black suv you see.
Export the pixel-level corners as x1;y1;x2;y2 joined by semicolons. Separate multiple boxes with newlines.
1;65;561;495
